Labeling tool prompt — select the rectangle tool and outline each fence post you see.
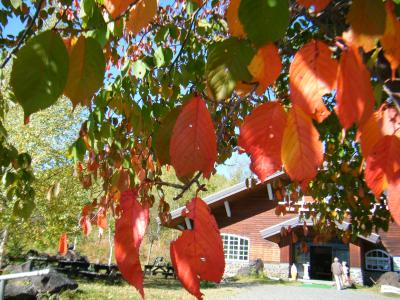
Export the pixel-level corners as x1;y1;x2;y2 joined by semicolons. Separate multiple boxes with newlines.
0;279;5;300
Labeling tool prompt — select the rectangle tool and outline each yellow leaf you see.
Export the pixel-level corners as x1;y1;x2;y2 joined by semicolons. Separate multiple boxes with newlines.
248;44;282;95
125;0;158;35
226;0;245;38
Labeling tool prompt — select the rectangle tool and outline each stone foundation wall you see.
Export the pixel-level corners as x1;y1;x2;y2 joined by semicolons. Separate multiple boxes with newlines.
224;261;250;277
349;267;363;285
264;263;290;279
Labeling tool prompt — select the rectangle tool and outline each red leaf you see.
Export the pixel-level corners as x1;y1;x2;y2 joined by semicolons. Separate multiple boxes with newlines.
365;135;400;197
117;168;131;193
335;36;375;129
97;208;107;230
238;102;287;181
114;190;149;298
170;96;217;178
80;216;92;236
388;175;400;225
297;0;331;13
281;106;324;184
289;40;338;123
58;233;68;256
170;197;225;300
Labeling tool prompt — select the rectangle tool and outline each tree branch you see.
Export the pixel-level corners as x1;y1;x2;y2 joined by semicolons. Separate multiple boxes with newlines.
167;3;205;76
173;171;202;201
1;0;45;69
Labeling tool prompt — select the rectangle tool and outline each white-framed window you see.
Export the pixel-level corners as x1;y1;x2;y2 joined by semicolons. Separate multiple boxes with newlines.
365;249;391;271
221;234;249;261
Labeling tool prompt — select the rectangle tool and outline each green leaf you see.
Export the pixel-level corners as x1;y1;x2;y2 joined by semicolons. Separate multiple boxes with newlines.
10;31;69;118
154;107;182;165
129;102;143;134
154;46;166;67
68;137;87;162
155;26;169;44
206;38;255;101
154;47;173;67
13;199;35;220
133;60;149;79
239;0;289;46
10;0;22;9
64;36;105;107
80;0;94;18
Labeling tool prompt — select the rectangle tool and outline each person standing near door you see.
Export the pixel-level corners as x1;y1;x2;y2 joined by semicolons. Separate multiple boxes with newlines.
331;257;343;290
341;261;349;287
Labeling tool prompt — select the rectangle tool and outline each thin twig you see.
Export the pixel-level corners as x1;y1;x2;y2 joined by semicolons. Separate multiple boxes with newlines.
173;171;202;201
167;3;205;76
1;0;45;69
154;180;185;189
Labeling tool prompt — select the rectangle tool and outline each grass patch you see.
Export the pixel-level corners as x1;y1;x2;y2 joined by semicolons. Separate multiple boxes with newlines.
59;278;239;300
301;283;332;289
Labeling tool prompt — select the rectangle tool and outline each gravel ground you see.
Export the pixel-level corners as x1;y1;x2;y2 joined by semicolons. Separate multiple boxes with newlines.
227;284;395;300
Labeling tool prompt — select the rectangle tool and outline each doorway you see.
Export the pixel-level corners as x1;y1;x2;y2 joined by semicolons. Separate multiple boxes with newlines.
310;246;332;280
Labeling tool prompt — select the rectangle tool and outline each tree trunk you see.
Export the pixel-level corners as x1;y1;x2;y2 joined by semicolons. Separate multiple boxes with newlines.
0;228;9;269
146;239;154;265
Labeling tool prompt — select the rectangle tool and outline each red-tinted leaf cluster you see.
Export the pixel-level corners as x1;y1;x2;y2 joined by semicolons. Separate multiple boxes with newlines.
170;197;225;299
114;190;149;298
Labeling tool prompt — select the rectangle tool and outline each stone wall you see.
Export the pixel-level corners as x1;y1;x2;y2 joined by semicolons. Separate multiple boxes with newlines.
224;261;250;277
349;267;363;285
264;262;290;279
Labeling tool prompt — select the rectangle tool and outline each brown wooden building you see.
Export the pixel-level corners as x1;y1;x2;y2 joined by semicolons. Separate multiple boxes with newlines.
163;171;400;285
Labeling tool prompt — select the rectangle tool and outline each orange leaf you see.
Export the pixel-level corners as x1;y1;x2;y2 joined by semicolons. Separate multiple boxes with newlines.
359;105;400;157
170;96;217;178
238;102;287;181
281;106;324;184
248;44;282;95
296;0;331;13
381;1;400;79
115;190;149;298
104;0;136;19
388;175;400;225
58;233;68;256
125;0;158;35
289;40;337;123
170;197;225;300
365;135;400;197
360;111;384;157
226;0;245;38
335;37;375;129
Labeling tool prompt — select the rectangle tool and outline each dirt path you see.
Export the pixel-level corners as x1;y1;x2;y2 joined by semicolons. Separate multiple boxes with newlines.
226;284;394;300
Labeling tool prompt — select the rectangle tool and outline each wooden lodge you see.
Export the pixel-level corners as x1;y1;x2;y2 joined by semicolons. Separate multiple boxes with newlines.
163;171;400;285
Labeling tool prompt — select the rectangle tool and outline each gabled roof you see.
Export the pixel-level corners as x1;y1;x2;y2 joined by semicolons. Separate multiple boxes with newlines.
259;216;381;244
161;170;286;228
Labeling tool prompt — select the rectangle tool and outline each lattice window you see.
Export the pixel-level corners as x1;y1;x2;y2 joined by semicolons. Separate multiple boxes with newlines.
221;234;249;261
365;249;391;271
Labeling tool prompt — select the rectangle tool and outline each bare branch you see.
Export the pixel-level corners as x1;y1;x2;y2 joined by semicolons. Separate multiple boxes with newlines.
1;0;46;69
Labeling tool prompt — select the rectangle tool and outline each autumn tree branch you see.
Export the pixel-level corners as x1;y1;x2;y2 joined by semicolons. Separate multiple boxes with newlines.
1;0;45;69
167;3;205;76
